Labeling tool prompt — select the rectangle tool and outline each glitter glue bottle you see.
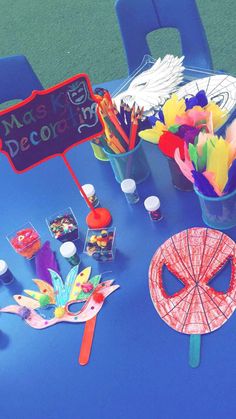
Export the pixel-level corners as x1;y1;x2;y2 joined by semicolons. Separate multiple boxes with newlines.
121;179;139;204
0;260;14;285
60;242;80;266
81;184;100;207
144;196;163;221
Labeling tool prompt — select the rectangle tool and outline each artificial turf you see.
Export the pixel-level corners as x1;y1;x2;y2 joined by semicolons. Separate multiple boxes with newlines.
0;0;235;88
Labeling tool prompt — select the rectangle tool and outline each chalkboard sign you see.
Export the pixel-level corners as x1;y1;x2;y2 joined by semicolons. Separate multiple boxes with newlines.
0;73;104;172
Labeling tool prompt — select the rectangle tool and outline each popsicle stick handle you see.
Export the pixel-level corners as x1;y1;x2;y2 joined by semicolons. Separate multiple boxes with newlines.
79;315;97;365
189;334;201;368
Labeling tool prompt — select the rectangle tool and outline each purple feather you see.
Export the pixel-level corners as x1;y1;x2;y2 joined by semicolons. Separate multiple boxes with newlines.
35;241;60;285
192;170;218;197
223;160;236;194
177;125;201;145
185;90;208;110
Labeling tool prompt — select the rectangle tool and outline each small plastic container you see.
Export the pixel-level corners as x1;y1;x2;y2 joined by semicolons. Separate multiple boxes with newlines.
121;178;139;204
81;184;100;207
7;223;41;259
46;207;79;242
60;241;80;266
194;187;236;229
167;158;193;191
0;260;14;285
144;196;163;221
104;140;150;184
84;227;116;262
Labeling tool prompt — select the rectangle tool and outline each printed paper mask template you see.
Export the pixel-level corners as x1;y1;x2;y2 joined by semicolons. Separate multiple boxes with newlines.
149;227;236;367
177;74;236;114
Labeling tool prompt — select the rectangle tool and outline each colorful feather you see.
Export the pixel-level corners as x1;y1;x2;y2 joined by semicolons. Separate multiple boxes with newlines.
64;265;79;302
207;138;229;192
33;279;55;304
35;241;60;285
69;267;92;301
192;171;218;197
174;148;194;182
76;275;101;301
223;160;236;194
49;269;67;307
13;295;40;309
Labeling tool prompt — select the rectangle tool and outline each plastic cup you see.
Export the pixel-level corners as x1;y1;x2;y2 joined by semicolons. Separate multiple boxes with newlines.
7;222;41;259
84;227;116;262
104;140;150;184
46;207;79;242
90;143;109;161
167;157;193;191
194;186;236;230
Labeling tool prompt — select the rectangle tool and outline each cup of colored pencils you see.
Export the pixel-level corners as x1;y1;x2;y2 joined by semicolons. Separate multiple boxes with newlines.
94;88;151;184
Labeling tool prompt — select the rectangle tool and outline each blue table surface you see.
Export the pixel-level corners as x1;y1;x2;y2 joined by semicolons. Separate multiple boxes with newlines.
1;78;236;419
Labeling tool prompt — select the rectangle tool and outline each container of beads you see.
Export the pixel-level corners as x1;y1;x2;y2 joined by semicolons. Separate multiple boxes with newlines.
84;228;116;262
144;196;163;221
81;184;100;208
46;207;79;242
7;223;41;259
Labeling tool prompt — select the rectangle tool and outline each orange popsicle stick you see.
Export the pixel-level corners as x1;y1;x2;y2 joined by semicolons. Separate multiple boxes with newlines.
79;315;97;365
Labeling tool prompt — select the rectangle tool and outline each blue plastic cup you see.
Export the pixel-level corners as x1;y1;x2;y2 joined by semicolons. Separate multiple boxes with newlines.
194;186;236;230
104;140;150;184
167;157;193;191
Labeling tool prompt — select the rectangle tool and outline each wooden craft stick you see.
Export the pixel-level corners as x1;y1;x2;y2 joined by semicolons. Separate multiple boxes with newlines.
79;315;97;366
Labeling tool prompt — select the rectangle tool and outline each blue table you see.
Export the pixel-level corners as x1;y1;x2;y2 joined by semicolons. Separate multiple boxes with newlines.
1;79;236;419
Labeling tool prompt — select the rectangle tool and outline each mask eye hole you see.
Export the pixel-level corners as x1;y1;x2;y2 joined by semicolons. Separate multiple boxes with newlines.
162;265;185;297
67;301;84;314
207;258;232;293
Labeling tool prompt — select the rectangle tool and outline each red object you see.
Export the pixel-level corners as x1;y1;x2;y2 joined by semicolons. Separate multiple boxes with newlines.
86;208;112;229
93;292;105;303
149;228;236;335
62;154;112;228
11;228;41;259
158;131;185;160
79;315;97;366
62;154;96;213
129;119;138;151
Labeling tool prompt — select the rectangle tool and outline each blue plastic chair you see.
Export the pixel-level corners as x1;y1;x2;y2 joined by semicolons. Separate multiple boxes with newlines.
0;55;43;103
115;0;213;75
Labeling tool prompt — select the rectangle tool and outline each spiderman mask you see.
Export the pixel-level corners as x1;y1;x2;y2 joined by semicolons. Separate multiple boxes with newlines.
149;228;236;367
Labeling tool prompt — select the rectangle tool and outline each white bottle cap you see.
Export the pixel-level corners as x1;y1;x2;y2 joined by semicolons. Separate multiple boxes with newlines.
60;242;77;258
0;259;8;275
121;179;136;194
144;196;160;212
81;184;95;198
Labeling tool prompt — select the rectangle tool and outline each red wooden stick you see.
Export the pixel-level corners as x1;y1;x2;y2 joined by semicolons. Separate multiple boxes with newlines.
62;153;97;215
79;315;97;365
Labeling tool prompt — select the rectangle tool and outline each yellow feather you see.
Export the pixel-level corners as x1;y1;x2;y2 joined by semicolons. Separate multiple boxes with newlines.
205;103;227;131
207;138;229;191
162;94;185;128
139;121;165;144
24;290;43;301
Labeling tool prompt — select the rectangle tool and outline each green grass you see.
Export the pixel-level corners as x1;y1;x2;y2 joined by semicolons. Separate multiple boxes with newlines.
0;0;235;87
